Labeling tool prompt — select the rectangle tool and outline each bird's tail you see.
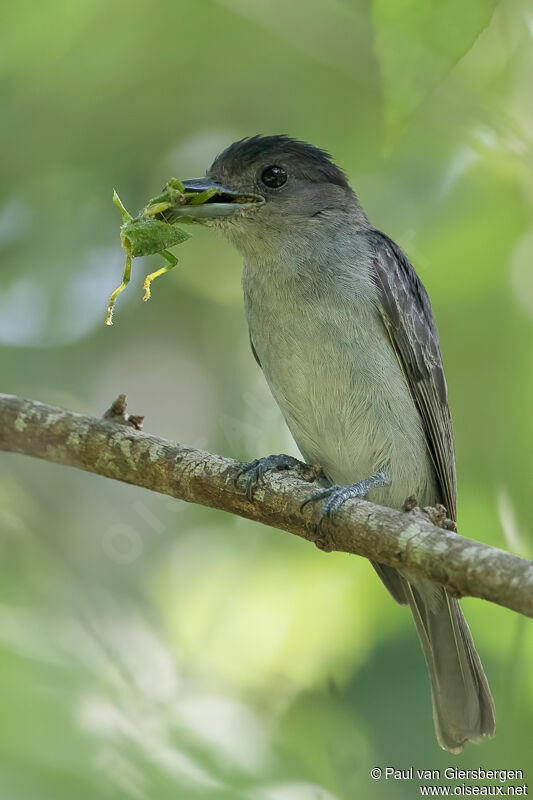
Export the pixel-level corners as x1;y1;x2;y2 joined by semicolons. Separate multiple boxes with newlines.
407;576;496;753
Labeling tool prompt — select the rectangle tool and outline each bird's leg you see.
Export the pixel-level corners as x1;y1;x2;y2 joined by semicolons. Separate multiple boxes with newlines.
235;454;319;502
300;468;391;529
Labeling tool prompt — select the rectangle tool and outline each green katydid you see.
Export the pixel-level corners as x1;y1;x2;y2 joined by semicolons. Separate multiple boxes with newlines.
106;179;216;325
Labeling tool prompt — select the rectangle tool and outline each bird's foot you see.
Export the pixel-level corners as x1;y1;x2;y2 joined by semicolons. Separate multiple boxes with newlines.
235;454;318;502
300;469;391;546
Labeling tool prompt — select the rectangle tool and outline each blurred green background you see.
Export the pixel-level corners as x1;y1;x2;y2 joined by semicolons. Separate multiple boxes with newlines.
1;0;532;798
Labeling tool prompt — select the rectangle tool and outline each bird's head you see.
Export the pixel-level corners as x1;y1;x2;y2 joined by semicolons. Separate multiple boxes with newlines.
166;135;366;257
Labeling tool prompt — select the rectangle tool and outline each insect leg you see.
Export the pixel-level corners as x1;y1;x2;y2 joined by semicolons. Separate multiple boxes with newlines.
143;249;178;301
112;190;133;222
105;252;132;326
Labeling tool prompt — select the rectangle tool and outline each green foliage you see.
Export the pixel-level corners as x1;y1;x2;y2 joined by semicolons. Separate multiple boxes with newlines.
373;0;501;135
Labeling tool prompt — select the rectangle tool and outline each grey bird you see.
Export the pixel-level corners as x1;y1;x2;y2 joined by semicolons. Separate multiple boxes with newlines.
165;135;496;753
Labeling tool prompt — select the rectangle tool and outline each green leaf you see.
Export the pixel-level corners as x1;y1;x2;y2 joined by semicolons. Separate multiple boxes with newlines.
372;0;501;137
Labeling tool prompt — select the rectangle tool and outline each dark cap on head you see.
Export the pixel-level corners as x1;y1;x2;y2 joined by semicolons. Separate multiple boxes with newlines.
209;135;350;189
170;134;362;234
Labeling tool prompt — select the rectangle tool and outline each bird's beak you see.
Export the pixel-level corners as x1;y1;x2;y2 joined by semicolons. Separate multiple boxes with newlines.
164;177;264;220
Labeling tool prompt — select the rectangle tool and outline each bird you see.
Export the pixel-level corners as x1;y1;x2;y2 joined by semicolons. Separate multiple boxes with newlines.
166;134;496;753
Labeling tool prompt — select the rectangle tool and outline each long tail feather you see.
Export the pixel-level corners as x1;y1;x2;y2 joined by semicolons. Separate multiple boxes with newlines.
407;576;495;753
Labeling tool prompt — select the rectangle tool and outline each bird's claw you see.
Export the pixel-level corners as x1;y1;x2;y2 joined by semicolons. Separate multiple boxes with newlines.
300;484;363;530
235;453;304;502
300;470;391;543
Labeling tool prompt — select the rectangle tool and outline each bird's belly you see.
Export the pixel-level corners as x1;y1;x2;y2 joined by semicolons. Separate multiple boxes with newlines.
267;346;376;480
249;303;437;510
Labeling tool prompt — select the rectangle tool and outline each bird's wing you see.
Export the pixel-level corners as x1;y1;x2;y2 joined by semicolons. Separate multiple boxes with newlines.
367;230;457;520
249;334;262;368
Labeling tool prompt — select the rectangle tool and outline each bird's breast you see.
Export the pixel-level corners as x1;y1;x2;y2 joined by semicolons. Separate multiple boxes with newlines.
242;257;436;509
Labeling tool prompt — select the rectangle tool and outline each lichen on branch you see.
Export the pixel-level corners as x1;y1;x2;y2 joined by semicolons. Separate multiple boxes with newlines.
0;392;532;618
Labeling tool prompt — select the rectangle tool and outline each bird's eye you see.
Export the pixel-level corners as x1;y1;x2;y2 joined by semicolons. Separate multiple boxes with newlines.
261;165;287;188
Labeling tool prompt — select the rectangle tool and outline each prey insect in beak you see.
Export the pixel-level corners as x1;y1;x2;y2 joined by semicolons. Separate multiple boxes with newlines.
160;178;264;221
105;178;264;326
106;183;193;325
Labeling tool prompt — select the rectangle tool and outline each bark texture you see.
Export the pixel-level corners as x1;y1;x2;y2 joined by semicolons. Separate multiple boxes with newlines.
0;393;531;618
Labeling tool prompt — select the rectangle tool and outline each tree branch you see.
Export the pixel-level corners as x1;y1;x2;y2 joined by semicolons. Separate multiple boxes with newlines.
0;393;531;618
